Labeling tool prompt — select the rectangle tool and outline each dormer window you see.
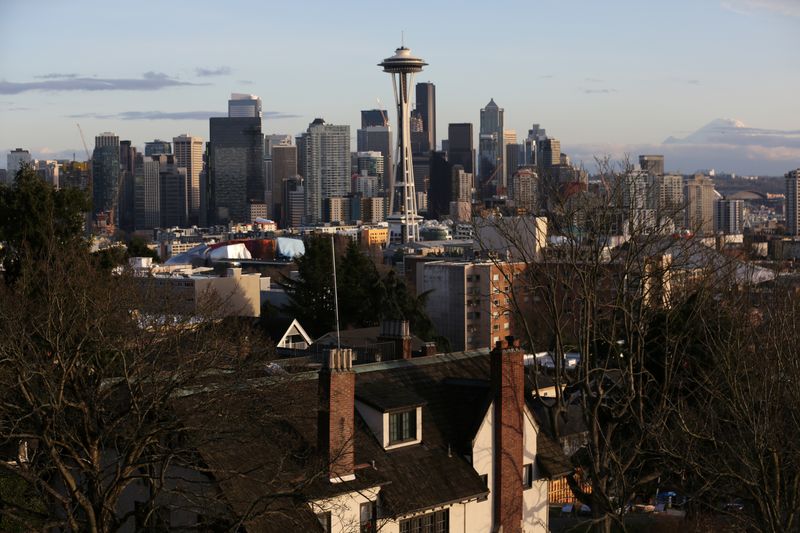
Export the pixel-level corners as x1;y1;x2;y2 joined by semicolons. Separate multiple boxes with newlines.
388;409;416;444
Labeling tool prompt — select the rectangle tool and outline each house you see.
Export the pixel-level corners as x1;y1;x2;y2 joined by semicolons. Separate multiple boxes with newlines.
171;337;571;532
264;317;314;351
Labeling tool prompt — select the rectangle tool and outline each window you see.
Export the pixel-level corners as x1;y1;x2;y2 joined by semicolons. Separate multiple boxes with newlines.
399;509;449;533
360;501;377;533
389;409;417;444
523;463;534;489
317;512;332;533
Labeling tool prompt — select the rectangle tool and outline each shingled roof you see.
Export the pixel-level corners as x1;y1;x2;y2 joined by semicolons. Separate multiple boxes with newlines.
175;349;571;530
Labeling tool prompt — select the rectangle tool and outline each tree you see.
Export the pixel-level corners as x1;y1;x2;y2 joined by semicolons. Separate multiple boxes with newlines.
0;243;274;532
474;156;712;532
282;236;440;341
0;163;90;284
660;285;800;533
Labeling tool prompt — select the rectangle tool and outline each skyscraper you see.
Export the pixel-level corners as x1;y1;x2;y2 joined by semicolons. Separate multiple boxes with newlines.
714;199;744;235
228;93;262;118
380;46;427;243
479;98;504;192
415;82;436;152
271;144;297;224
92;132;120;223
144;139;172;157
786;169;800;236
684;174;716;235
296;118;350;224
447;123;474;175
357;125;392;193
648;174;684;230
639;154;665;176
173;134;204;224
134;154;160;230
282;175;305;228
208;117;264;223
118;140;137;232
361;109;387;128
6;148;31;181
156;154;188;228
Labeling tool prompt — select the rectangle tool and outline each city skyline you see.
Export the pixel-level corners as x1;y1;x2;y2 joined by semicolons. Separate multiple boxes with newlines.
1;0;798;175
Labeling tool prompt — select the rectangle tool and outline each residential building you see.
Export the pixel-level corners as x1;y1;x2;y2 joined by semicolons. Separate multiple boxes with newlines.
419;261;526;351
648;174;684;230
356;151;384;181
297;118;350;224
166;343;569;532
639;154;665;176
228;93;262;118
714;199;744;235
684;174;716;235
512;168;538;213
208;116;264;224
173;134;204;224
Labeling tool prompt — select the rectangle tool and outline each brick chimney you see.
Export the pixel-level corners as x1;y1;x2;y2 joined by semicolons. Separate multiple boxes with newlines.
377;320;412;360
491;336;525;533
318;348;355;482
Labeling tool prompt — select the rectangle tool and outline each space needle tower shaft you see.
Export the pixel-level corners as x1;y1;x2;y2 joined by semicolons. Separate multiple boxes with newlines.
379;46;427;244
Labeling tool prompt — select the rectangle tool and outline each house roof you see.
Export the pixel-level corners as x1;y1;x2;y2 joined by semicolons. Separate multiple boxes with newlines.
174;349;571;530
315;326;426;352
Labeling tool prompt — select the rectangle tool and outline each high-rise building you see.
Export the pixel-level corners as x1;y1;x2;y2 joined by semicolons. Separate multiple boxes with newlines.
786;169;800;236
415;82;436;152
511;169;538;213
357;126;392;193
134;154;160;230
208;117;264;223
427;150;453;219
118;140;137;232
356;151;384;180
144;139;172;157
447;123;474;175
271;144;297;223
34;160;59;188
714;199;744;235
479;99;504;191
648;174;684;230
92;132;120;222
361;109;387;128
282;175;305;228
228;93;262;118
155;154;188;228
639;154;665;176
380;46;427;243
505;141;521;187
173;134;204;224
6;148;31;180
684;174;716;235
296;118;350;224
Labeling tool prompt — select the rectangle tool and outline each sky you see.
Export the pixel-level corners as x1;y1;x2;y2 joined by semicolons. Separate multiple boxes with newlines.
0;0;798;175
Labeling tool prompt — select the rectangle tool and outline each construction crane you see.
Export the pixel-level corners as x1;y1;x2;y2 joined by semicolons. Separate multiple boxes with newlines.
376;98;389;127
76;123;91;161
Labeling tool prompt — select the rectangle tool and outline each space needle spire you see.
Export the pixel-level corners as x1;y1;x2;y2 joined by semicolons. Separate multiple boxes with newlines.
379;45;427;244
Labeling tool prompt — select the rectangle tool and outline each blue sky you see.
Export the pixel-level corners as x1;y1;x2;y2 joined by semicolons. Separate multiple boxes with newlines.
1;0;798;174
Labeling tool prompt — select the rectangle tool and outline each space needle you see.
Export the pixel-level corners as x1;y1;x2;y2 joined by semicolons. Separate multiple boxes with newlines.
379;45;427;244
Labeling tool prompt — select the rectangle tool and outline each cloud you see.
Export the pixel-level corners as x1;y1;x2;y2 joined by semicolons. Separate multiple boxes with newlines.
33;73;79;79
583;88;617;94
0;73;207;94
687;79;701;85
720;0;800;17
539;74;555;79
585;77;605;83
563;118;800;175
195;66;232;77
67;110;300;121
238;79;254;85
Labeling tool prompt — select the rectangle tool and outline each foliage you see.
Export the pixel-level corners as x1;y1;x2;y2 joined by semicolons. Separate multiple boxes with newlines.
0;163;90;283
281;236;440;341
